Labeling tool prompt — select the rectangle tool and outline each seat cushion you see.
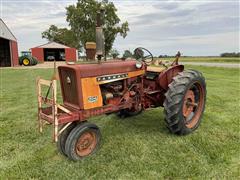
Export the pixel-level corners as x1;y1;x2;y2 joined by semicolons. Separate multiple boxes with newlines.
147;66;166;73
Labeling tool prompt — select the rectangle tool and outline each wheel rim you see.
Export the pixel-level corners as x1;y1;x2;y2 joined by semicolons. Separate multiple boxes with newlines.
23;58;29;65
75;130;97;157
182;81;205;128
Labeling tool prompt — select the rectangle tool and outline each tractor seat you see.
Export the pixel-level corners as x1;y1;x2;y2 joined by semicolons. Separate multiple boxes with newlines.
147;66;166;73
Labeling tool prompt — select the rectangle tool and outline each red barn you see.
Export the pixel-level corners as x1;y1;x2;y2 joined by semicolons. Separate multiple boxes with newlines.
0;19;19;67
31;42;77;63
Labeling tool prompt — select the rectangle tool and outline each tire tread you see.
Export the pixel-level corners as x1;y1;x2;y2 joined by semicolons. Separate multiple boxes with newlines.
163;69;206;135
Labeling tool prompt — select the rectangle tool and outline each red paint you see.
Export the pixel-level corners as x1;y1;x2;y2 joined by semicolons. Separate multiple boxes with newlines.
58;60;143;110
158;65;184;90
65;48;77;62
31;48;44;62
10;41;19;66
59;60;139;78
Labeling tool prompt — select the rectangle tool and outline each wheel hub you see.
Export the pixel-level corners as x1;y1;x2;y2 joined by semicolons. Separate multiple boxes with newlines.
183;90;195;118
23;58;29;65
182;82;205;129
76;131;97;157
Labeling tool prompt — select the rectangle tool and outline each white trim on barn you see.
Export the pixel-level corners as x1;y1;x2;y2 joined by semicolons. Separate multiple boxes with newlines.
33;42;71;49
0;19;19;67
0;18;17;41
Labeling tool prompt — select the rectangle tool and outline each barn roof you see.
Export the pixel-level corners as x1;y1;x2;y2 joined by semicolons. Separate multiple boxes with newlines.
33;41;72;49
0;18;17;41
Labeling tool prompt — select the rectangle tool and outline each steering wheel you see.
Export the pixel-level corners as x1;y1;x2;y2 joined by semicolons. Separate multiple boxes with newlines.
133;47;154;65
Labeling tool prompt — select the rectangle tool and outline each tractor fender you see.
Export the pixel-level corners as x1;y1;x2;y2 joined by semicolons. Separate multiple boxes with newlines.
158;65;184;90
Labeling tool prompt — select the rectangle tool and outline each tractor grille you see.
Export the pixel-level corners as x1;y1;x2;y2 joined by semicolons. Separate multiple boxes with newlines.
59;68;80;109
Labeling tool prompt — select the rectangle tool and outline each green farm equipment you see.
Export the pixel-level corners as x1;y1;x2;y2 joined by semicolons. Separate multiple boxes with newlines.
19;51;38;66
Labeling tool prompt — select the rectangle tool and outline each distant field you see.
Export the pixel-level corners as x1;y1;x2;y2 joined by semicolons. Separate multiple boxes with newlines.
0;65;239;179
76;57;240;64
157;57;240;63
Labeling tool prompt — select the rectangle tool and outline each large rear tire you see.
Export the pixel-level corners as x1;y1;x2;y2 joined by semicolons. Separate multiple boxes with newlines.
163;70;206;135
22;57;31;66
65;122;101;161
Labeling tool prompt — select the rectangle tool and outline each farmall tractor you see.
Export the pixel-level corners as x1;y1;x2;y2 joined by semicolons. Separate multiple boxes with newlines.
36;10;206;161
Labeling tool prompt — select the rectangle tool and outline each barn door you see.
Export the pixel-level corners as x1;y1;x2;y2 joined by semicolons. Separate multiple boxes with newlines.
0;38;11;67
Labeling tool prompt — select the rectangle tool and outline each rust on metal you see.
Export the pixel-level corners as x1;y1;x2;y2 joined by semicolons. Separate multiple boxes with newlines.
158;65;184;90
171;51;181;66
86;42;96;60
34;7;207;161
76;130;97;157
36;48;205;147
183;82;205;128
183;90;195;118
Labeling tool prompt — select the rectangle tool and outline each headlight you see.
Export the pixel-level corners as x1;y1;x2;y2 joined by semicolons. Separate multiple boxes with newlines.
136;61;143;69
66;76;71;84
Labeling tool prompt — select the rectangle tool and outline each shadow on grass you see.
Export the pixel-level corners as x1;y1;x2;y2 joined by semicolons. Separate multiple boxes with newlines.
96;107;172;137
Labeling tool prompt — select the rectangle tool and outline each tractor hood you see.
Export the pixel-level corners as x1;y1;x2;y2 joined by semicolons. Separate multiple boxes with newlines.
58;60;140;78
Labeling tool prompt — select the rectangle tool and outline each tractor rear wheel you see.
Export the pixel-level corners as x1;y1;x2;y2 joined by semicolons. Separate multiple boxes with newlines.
57;122;77;156
163;70;206;135
65;122;101;161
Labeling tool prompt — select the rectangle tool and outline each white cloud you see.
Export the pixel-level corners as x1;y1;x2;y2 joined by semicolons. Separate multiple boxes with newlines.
1;0;239;55
113;0;239;55
1;0;76;51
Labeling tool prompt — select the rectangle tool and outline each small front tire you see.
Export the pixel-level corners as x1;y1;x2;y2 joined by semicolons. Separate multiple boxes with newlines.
57;122;77;156
65;122;101;161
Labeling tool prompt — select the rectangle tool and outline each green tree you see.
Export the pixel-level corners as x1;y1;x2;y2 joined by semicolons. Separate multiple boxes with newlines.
42;25;81;49
220;52;240;57
42;0;129;53
110;48;119;58
122;50;132;59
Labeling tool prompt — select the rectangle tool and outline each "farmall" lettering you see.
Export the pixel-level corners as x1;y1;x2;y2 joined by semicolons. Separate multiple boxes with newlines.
96;73;128;82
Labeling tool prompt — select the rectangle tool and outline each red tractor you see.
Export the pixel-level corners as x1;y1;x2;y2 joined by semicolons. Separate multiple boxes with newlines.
36;11;206;161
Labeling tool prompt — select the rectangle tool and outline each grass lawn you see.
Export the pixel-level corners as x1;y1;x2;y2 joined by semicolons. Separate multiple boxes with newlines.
157;57;240;63
0;66;239;179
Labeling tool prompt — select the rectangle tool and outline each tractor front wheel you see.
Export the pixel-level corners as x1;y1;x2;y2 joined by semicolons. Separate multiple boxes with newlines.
163;70;206;135
57;122;77;156
65;122;101;161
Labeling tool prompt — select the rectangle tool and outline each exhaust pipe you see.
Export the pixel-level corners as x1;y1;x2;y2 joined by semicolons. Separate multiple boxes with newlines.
96;8;105;61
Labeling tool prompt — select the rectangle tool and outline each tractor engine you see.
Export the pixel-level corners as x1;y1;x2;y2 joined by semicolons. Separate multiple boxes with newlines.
101;81;123;106
100;77;141;107
58;60;145;111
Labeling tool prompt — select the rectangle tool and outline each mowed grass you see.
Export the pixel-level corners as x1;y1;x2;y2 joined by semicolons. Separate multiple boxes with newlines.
0;66;239;179
158;57;240;63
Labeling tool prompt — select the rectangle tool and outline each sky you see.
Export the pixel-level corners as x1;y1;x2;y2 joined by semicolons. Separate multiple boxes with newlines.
0;0;239;56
